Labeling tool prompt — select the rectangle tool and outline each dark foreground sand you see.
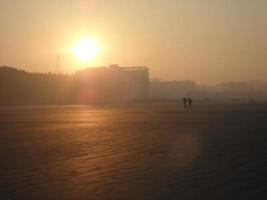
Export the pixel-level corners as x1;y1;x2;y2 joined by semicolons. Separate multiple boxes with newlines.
0;102;267;200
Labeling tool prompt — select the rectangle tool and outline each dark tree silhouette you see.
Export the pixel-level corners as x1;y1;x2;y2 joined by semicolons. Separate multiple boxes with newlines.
0;66;74;105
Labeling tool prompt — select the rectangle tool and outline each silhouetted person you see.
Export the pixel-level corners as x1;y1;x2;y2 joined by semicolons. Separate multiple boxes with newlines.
182;97;187;109
188;98;192;109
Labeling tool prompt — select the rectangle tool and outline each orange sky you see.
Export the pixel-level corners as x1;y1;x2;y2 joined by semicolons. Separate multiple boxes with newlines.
0;0;267;84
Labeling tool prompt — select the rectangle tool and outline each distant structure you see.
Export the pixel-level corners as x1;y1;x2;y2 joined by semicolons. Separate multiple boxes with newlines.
149;79;196;100
75;64;149;103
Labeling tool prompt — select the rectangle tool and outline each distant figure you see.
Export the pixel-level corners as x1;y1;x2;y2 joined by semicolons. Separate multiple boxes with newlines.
250;98;254;104
188;98;192;109
182;97;187;109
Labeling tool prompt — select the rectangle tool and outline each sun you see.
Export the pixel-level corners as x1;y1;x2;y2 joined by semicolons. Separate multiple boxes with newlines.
72;38;99;62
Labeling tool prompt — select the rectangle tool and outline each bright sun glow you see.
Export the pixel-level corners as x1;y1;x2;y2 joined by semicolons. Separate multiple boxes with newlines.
72;38;99;61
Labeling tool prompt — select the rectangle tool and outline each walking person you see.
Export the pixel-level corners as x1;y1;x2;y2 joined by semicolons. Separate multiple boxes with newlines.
182;97;187;109
188;97;192;109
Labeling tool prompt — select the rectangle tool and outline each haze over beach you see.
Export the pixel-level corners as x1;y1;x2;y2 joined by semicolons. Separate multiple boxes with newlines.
1;0;267;83
1;1;267;200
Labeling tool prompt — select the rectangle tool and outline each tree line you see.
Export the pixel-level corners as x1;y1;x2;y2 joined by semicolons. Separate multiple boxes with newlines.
0;66;75;105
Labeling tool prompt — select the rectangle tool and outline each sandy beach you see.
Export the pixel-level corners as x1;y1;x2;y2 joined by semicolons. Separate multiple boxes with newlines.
1;102;267;200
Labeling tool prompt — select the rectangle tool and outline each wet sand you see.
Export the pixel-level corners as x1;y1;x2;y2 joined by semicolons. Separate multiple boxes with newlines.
1;103;267;200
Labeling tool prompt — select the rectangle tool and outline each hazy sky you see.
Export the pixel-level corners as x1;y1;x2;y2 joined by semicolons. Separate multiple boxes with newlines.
1;0;267;83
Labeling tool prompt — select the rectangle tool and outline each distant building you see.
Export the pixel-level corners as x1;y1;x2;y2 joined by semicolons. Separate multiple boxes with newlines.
74;64;149;103
149;80;196;100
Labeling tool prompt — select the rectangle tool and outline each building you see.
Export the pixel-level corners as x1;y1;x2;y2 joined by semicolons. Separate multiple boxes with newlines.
149;80;196;100
74;65;149;103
